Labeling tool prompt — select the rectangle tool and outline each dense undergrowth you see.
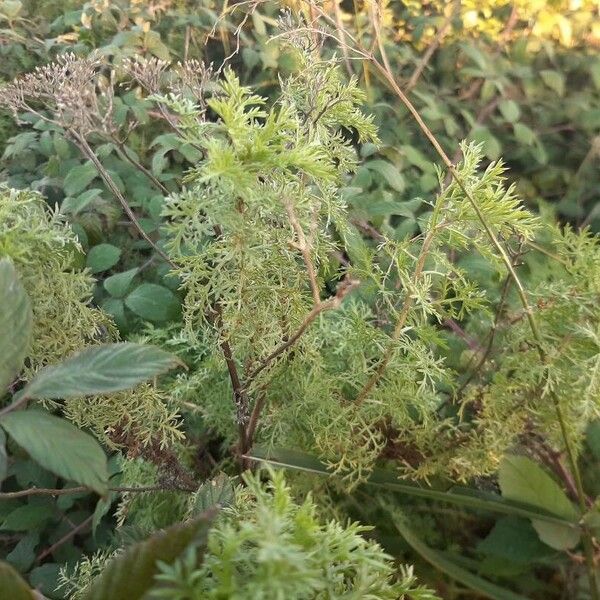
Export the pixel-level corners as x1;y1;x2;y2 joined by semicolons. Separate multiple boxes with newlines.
1;1;600;598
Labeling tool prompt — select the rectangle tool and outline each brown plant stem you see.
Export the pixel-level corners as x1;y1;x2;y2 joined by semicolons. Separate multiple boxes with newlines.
72;133;175;267
405;1;458;92
245;276;359;386
36;514;93;563
0;483;196;500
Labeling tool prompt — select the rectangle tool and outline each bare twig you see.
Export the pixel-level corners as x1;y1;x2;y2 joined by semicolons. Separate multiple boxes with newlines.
284;197;321;305
406;1;458;92
73;133;175;267
36;515;93;562
0;483;196;500
245;276;359;385
356;226;438;404
0;394;29;418
112;137;170;196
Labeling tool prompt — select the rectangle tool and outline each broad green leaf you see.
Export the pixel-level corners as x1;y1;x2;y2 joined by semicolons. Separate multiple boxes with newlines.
0;410;108;494
63;162;97;196
401;145;433;172
513;123;535;146
1;503;55;531
22;343;182;400
125;284;181;322
104;268;139;298
248;447;578;527
499;455;578;520
86;244;121;274
60;188;103;216
531;520;580;550
499;455;580;550
86;513;215;600
100;298;127;330
393;514;528;600
0;561;34;600
0;259;32;392
6;532;39;572
498;99;520;123
470;127;501;161
540;70;565;97
476;517;552;564
365;160;405;192
29;564;61;598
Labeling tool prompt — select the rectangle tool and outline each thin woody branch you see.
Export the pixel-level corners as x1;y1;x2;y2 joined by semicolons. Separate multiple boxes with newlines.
284;197;321;306
245;275;359;386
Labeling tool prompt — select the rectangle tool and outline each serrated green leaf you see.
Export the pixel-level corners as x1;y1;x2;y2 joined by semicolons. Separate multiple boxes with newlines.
0;411;108;494
0;560;34;600
22;343;181;400
104;268;139;298
86;244;121;274
0;259;32;392
86;513;215;600
125;284;181;322
63;162;97;196
60;188;103;216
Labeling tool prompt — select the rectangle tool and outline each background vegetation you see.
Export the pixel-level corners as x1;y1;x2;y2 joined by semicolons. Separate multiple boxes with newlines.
1;0;600;598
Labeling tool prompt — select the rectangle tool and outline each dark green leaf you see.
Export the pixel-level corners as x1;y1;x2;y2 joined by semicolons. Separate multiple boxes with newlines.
1;411;108;494
86;244;121;274
104;268;139;298
0;259;32;391
1;504;55;532
477;517;552;564
86;512;215;600
63;162;98;196
125;284;181;322
499;455;580;550
22;343;182;400
6;532;39;572
498;99;520;123
393;514;528;600
0;561;34;600
365;160;405;192
29;563;61;598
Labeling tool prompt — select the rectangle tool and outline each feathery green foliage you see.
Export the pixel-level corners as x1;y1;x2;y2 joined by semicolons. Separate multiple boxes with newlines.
153;469;439;599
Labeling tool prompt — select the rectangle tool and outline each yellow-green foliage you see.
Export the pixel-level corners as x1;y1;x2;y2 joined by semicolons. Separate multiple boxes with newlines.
0;185;113;372
0;185;182;449
155;43;600;484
